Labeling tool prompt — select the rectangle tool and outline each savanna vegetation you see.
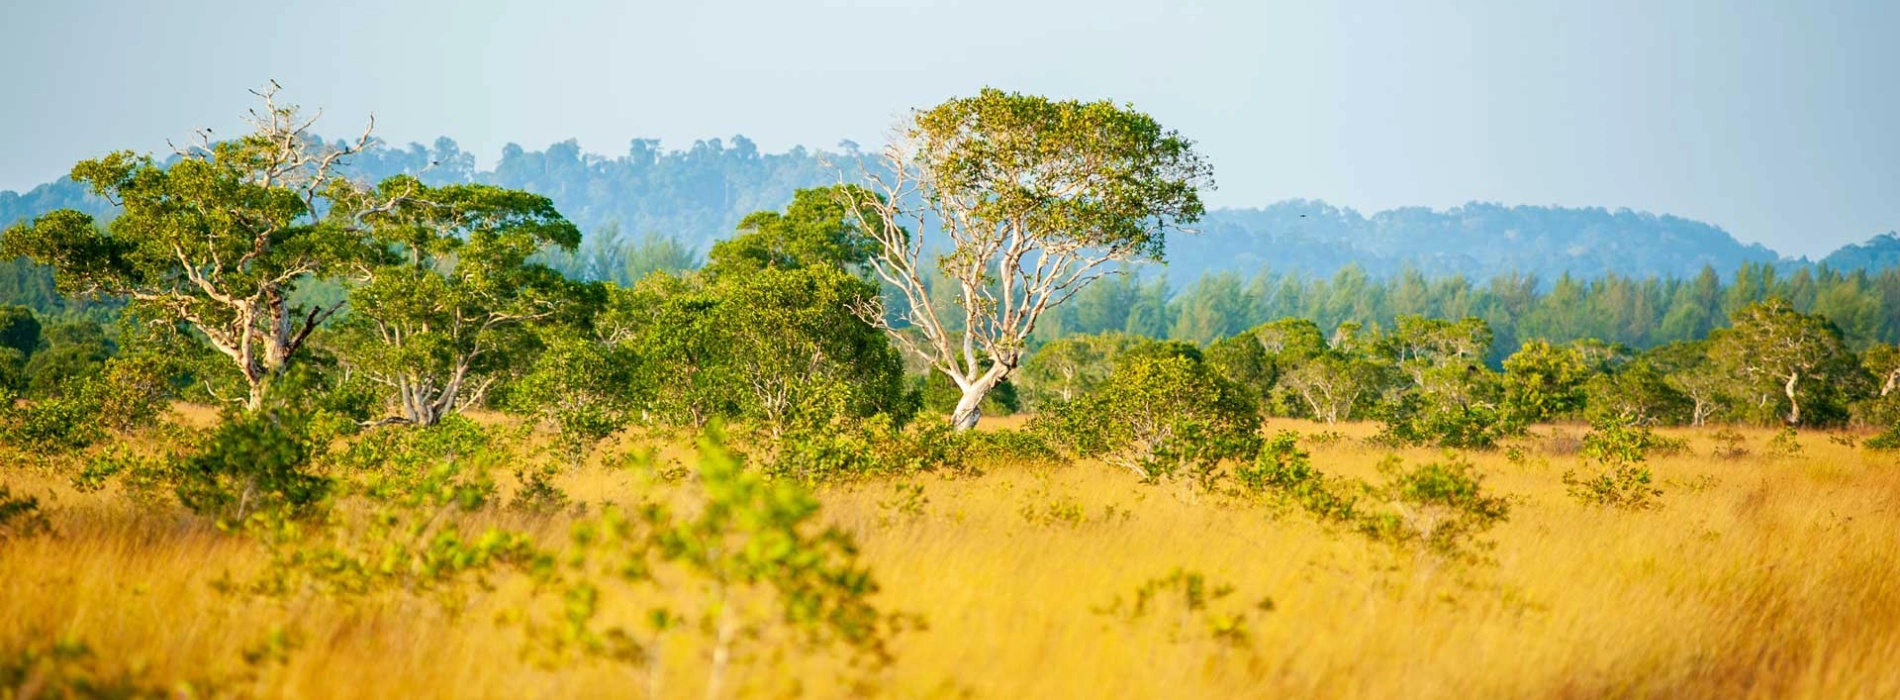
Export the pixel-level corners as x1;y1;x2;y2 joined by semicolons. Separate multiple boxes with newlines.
4;87;1900;699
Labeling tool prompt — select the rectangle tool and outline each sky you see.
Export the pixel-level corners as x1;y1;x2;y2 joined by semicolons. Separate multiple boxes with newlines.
2;0;1895;258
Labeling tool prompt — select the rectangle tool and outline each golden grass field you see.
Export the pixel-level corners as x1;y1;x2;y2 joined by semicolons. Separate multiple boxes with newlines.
4;414;1900;699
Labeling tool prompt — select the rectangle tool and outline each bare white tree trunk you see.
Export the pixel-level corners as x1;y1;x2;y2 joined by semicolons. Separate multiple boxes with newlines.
1783;371;1802;425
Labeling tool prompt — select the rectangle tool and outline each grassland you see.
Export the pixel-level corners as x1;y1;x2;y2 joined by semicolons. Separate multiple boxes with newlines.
4;417;1899;699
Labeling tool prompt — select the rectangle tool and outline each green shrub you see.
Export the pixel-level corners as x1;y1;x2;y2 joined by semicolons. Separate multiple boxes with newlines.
1036;354;1260;484
327;416;502;510
1867;423;1900;451
1766;426;1804;458
0;391;103;453
175;410;332;522
1375;391;1519;450
1356;453;1512;562
0;637;211;698
1710;427;1750;458
513;430;911;696
1562;414;1665;510
1235;431;1357;521
763;415;980;484
960;429;1066;472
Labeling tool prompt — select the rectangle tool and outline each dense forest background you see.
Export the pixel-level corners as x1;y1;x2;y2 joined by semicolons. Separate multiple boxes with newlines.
5;135;1899;355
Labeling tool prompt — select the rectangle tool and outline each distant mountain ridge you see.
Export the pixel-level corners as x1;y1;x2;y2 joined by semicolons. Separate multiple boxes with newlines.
3;136;1893;284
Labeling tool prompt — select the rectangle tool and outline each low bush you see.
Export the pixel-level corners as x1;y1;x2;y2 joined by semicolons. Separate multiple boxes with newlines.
1562;413;1664;510
1035;354;1260;485
1356;453;1512;562
175;409;331;522
1235;431;1358;521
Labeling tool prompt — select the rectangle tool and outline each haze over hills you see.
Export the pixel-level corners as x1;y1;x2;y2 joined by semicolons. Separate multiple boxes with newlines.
3;136;1893;285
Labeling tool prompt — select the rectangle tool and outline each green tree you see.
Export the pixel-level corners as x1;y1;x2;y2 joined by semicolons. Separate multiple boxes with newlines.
847;89;1214;430
703;185;877;278
334;176;582;425
0;305;39;358
23;320;112;397
592;198;911;435
1708;298;1862;426
1204;318;1330;412
1279;353;1385;424
1499;340;1591;424
1;86;380;409
1019;332;1155;409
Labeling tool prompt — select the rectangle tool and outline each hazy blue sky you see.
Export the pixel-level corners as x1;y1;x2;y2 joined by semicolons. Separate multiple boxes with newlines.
2;0;1894;257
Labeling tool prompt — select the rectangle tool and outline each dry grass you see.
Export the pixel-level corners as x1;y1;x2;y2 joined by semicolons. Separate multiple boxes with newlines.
4;419;1900;698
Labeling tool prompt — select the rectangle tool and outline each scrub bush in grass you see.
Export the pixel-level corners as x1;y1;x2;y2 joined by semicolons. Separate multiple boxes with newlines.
227;419;539;613
0;353;174;459
325;415;503;510
1563;413;1665;510
1356;453;1512;564
513;430;913;698
0;637;216;698
763;413;1013;485
1375;385;1518;450
1037;353;1260;485
1235;431;1359;522
1094;568;1273;652
1868;423;1900;451
175;408;331;523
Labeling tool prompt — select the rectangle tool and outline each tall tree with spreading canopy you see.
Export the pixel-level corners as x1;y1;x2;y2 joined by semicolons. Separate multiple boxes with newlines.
846;89;1213;429
0;84;385;409
1708;298;1859;426
334;176;583;426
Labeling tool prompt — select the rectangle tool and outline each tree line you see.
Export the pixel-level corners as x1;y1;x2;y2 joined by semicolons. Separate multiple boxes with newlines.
1039;260;1900;357
4;85;1899;477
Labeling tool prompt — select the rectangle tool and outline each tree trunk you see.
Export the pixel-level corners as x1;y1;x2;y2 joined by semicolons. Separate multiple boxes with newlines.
949;364;1011;431
243;371;273;412
950;383;987;432
1783;371;1801;426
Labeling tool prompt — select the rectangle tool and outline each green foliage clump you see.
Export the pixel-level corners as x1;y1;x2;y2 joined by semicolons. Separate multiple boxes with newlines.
1235;431;1357;521
232;501;540;613
1584;360;1690;426
917;371;1018;418
1766;426;1804;458
502;334;638;462
1017;332;1151;410
228;418;539;611
515;431;912;696
1708;298;1865;427
0;351;175;463
1864;427;1900;451
960;429;1067;472
332;175;584;427
1037;353;1260;485
1500;340;1591;424
1356;453;1513;562
0;637;212;698
1375;388;1517;450
762;416;983;484
325;416;504;510
1563;414;1665;510
175;409;331;522
1709;427;1751;459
